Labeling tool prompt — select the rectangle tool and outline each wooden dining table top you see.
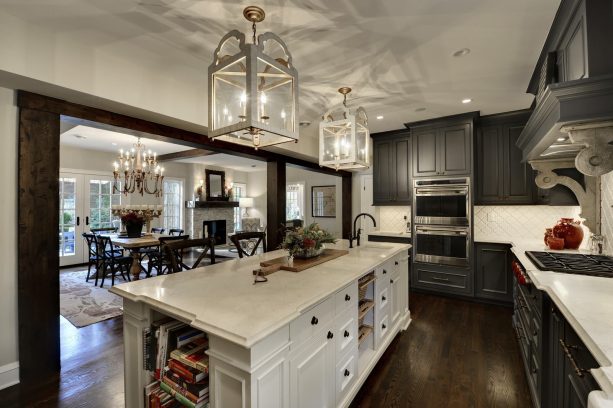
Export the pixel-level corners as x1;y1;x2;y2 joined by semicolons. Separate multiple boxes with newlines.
102;233;168;249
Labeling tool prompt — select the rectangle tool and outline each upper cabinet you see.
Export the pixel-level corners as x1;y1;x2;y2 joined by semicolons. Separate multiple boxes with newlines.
476;111;535;204
372;132;411;206
409;113;475;178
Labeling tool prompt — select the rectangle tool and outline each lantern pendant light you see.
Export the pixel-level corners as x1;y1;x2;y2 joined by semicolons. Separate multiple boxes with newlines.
319;87;370;170
208;6;299;150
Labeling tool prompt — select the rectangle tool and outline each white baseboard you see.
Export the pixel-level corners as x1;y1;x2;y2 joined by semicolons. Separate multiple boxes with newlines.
0;361;19;390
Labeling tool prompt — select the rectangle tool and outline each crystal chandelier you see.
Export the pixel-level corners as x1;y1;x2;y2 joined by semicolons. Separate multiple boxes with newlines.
208;6;299;150
319;87;370;170
112;138;164;197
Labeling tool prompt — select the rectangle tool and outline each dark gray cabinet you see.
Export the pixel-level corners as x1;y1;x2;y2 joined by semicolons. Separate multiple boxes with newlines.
544;304;601;408
476;111;535;204
411;262;473;296
474;243;512;303
412;123;472;177
372;133;411;205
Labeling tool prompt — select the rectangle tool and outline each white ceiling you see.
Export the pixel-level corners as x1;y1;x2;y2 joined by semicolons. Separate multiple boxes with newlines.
177;154;266;172
4;0;559;134
60;124;193;155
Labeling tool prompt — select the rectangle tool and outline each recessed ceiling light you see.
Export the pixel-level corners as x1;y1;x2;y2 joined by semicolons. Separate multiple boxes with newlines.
453;48;471;57
462;98;472;104
74;134;87;140
299;120;311;127
556;137;567;142
376;115;384;120
415;107;426;112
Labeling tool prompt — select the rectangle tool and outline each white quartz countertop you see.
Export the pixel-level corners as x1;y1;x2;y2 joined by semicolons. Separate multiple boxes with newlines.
110;240;410;348
475;233;613;400
368;231;411;238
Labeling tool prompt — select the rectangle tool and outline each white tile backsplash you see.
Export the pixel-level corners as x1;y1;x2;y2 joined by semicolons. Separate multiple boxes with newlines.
378;206;411;232
602;171;613;254
474;205;588;246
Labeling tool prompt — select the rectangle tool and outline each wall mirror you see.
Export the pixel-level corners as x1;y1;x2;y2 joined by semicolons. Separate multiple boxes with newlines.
205;169;225;201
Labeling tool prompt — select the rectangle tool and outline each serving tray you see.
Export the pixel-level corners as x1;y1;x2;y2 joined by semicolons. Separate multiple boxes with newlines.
259;249;349;273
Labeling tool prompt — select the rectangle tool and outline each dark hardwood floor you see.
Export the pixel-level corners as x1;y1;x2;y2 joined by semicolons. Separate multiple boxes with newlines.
351;292;532;408
0;292;531;407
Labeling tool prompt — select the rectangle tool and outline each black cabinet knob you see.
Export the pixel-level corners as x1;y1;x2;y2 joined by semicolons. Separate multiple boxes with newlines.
382;295;386;301
344;369;350;377
395;261;399;265
344;330;349;338
327;331;334;339
382;324;386;329
383;269;387;274
390;279;394;284
345;294;351;301
311;316;318;325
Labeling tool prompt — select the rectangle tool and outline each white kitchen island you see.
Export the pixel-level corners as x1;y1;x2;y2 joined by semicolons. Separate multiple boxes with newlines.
110;240;411;408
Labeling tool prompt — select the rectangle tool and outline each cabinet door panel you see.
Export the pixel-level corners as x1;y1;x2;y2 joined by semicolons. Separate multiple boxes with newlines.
290;333;335;408
504;124;534;203
412;130;438;177
373;139;393;203
394;137;411;203
476;126;503;203
475;244;512;302
440;124;471;175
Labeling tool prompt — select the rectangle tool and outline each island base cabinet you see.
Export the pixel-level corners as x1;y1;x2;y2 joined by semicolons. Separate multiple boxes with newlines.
289;330;336;408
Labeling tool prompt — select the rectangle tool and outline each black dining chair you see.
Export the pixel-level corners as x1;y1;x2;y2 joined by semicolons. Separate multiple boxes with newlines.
90;227;118;234
147;235;190;276
163;238;216;273
230;232;266;258
95;235;133;287
151;227;165;234
82;232;100;282
168;228;184;236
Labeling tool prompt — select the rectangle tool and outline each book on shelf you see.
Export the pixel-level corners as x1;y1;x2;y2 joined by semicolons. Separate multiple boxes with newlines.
169;337;209;373
175;327;205;348
168;358;208;383
156;320;187;379
163;367;209;398
159;381;209;408
161;374;209;405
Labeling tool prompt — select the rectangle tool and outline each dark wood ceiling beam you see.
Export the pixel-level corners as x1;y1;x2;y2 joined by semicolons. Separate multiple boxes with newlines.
157;149;218;162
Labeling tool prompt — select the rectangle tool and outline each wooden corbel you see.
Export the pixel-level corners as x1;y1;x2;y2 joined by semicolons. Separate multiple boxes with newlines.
560;121;613;177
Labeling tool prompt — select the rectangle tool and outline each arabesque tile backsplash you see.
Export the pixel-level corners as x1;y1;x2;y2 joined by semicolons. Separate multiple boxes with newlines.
378;206;411;232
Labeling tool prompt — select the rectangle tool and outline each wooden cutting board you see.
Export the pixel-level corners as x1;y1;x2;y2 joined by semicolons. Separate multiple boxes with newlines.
259;249;349;273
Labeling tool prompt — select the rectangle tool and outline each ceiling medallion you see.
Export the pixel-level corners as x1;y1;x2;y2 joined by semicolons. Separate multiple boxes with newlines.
319;87;370;171
208;6;299;150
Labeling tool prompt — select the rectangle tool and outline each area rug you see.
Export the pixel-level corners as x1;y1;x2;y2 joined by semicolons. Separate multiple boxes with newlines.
60;269;125;328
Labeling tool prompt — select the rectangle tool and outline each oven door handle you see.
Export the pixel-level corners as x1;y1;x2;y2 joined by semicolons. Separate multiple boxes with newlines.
416;228;468;236
415;188;468;196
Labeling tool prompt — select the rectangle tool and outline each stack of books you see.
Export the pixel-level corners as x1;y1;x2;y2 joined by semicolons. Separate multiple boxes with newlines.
144;320;210;408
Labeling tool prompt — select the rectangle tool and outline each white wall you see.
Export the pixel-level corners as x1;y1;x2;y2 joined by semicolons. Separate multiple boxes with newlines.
286;167;343;238
0;87;19;388
247;171;267;229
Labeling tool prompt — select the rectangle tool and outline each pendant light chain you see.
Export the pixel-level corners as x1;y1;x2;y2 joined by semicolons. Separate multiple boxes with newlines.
252;21;257;44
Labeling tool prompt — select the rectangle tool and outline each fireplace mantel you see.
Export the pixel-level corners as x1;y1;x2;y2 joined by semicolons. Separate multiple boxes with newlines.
185;201;239;209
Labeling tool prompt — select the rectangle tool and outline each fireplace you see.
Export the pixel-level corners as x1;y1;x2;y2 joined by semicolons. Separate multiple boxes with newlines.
203;220;227;245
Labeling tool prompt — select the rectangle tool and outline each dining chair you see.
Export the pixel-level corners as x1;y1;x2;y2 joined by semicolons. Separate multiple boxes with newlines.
230;232;267;258
147;235;189;276
162;238;216;273
151;227;165;234
168;228;185;236
90;227;118;234
82;232;100;282
95;235;133;287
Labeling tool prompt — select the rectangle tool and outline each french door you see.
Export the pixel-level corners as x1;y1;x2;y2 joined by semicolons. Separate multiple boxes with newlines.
59;172;122;266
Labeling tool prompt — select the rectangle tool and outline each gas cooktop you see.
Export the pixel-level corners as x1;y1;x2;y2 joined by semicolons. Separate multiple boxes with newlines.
525;251;613;278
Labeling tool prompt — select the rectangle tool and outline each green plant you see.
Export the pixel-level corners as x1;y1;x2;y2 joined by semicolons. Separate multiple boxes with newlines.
281;223;336;257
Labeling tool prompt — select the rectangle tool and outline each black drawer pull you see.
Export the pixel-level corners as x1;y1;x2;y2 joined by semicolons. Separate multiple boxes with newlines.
311;316;318;325
382;269;387;275
345;294;351;301
431;276;450;282
390;279;394;284
382;323;386;330
344;330;349;338
344;369;350;377
327;331;334;339
559;339;588;377
382;295;386;301
395;261;399;265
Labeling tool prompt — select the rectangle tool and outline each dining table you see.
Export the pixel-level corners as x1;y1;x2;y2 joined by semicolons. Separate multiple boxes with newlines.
103;233;167;281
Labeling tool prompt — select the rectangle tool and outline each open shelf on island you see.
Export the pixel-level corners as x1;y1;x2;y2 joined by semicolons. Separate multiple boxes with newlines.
358;300;374;320
358;324;373;346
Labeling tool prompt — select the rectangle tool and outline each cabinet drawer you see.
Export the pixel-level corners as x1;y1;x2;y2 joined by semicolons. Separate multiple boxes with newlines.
376;285;390;311
335;349;358;403
290;297;334;348
335;282;358;314
376;261;393;280
375;308;391;346
416;269;468;290
335;309;358;361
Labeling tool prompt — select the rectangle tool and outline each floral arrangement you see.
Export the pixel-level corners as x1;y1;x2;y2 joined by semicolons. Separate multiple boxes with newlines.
121;211;145;226
282;223;337;258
